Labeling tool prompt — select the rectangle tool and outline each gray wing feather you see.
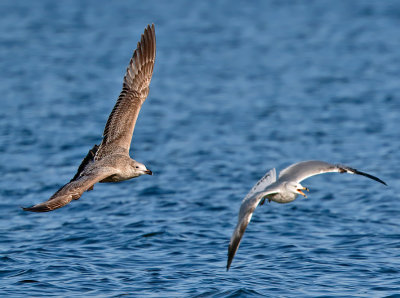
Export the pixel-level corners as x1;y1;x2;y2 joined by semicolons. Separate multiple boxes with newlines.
96;24;156;159
227;171;280;271
278;160;386;185
227;161;386;270
244;168;276;200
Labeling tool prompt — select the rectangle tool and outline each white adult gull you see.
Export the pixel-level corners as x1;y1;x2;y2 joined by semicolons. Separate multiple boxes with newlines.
23;24;156;212
227;160;386;270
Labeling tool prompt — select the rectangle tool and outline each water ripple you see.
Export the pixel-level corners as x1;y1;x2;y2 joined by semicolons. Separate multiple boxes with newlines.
1;0;400;296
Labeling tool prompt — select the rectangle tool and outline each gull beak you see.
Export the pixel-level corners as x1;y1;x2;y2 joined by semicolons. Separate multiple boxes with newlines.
297;188;308;198
145;169;153;175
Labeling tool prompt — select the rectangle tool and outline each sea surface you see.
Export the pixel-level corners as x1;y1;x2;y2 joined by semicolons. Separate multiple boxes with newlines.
1;0;400;296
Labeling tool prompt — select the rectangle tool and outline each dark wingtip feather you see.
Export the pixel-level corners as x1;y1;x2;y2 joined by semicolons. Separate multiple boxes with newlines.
22;205;51;212
22;206;33;212
227;238;240;271
227;247;234;271
352;168;387;186
338;165;387;186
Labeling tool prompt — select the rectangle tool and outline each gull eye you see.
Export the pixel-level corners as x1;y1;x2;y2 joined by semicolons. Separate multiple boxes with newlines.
135;166;139;169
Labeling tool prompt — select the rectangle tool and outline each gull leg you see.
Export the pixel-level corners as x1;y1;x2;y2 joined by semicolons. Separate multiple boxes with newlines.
297;187;308;198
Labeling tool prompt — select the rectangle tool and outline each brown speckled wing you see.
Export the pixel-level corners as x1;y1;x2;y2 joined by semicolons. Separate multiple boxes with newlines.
96;24;156;159
22;168;115;212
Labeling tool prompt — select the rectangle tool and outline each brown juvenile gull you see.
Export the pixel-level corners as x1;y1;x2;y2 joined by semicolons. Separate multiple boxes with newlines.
227;160;386;270
23;24;156;212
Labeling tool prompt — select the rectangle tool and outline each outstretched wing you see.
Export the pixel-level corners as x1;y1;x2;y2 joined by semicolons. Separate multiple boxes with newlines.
227;161;386;270
96;24;156;159
227;171;280;271
23;167;115;212
278;160;386;185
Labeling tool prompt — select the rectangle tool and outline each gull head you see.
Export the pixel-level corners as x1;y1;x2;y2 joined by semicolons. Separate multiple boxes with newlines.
286;181;309;198
131;160;152;177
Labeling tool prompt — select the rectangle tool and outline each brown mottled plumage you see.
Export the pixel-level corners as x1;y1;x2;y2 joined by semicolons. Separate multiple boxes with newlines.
23;24;156;212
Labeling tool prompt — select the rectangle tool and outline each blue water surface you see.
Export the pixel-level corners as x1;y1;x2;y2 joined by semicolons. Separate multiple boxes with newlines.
1;0;400;296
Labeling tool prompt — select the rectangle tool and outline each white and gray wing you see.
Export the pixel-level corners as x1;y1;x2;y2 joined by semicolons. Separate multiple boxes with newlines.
278;160;386;185
227;171;280;271
96;24;156;159
243;168;277;200
23;167;116;212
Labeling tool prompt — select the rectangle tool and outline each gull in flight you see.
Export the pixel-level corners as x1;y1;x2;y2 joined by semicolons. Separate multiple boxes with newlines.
23;24;156;212
227;160;386;270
